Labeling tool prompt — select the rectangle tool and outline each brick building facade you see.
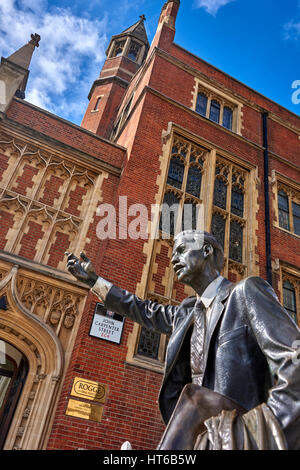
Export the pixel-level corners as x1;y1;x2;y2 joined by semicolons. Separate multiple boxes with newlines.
0;0;299;450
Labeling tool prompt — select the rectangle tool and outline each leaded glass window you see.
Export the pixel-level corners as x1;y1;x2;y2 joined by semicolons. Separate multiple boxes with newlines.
113;40;125;57
194;84;238;131
229;221;243;263
292;202;300;236
182;201;198;231
277;183;300;237
162;138;205;237
196;93;208;117
213;178;227;210
211;158;247;270
167;157;185;189
283;280;297;323
211;212;226;249
127;41;141;62
137;135;251;368
186;166;202;198
278;190;290;231
160;191;180;236
209;100;220;123
231;187;244;218
137;327;161;359
223;107;233;130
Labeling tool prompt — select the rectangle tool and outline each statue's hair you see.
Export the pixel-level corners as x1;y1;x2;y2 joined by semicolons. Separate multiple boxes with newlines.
174;230;224;273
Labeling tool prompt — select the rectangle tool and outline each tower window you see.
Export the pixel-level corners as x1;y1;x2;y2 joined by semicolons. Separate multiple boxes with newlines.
112;40;125;57
93;97;102;111
127;41;141;62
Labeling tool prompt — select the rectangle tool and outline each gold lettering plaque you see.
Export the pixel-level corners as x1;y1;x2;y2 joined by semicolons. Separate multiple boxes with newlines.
66;399;103;422
71;377;108;403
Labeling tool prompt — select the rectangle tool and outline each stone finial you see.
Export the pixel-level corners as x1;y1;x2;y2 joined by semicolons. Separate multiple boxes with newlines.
139;14;146;21
29;33;41;48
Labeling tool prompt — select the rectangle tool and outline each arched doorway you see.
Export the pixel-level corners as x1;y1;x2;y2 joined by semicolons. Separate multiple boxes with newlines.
0;341;28;449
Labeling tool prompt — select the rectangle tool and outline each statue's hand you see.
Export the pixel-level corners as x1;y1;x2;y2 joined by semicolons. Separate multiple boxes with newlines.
65;252;98;287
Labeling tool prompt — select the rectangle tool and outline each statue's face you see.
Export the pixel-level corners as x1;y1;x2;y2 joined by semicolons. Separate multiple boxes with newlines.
171;235;206;286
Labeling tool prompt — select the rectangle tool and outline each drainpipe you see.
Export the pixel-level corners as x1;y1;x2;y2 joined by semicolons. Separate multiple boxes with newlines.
262;111;273;287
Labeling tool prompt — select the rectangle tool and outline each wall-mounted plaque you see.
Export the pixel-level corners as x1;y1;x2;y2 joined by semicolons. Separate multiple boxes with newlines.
89;303;125;344
66;399;103;423
71;377;108;403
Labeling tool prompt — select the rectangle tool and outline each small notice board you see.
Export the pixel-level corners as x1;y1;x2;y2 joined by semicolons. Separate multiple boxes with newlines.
89;303;125;344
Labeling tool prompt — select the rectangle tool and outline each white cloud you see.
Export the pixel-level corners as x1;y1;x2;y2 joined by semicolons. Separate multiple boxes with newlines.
283;1;300;40
284;20;300;40
195;0;235;16
0;0;108;123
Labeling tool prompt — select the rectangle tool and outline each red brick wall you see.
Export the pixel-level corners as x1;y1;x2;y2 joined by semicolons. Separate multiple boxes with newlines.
2;12;299;451
6;99;126;169
81;81;127;138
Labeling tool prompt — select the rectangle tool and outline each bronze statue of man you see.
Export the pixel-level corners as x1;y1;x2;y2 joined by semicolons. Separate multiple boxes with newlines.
66;230;300;450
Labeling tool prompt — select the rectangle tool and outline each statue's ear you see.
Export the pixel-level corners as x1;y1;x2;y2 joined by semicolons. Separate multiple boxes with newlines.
203;243;213;259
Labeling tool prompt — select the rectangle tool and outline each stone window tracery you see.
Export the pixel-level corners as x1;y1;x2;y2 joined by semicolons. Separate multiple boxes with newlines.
136;133;251;366
0;132;103;271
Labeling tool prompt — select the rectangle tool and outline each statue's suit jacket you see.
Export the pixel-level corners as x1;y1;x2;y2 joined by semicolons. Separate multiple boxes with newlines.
104;276;300;449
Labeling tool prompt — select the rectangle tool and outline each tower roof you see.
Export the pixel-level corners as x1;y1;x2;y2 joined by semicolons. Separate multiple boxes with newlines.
120;15;148;44
5;33;40;71
109;15;149;47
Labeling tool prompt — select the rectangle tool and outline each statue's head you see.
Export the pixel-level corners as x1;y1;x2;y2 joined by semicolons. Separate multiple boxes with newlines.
171;230;224;286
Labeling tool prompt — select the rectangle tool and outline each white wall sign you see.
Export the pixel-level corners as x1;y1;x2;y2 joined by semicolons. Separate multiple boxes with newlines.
89;303;125;344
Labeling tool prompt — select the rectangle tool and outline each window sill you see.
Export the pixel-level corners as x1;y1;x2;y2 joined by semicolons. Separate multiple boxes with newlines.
125;356;165;374
274;225;300;240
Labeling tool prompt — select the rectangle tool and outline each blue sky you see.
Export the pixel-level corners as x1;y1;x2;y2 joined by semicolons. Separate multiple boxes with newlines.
0;0;299;125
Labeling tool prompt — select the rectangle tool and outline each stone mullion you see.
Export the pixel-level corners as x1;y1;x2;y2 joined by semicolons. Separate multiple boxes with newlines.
9;199;35;254
206;95;212;119
223;165;233;275
243;170;250;276
296;283;300;326
1;143;26;196
54;166;75;218
26;154;49;202
169;144;190;298
219;101;224;126
289;194;295;234
41;287;57;325
37;165;78;264
204;149;216;232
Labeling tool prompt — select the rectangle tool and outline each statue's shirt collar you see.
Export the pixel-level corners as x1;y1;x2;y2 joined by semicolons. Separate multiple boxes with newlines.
197;275;224;310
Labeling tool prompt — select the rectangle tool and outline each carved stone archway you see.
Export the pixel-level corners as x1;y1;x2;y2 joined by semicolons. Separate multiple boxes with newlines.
0;265;64;449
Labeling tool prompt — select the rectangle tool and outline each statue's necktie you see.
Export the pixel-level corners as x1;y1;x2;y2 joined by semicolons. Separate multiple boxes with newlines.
190;300;206;386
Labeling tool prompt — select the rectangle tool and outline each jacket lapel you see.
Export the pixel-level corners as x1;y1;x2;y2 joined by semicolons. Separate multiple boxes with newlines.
203;278;233;372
